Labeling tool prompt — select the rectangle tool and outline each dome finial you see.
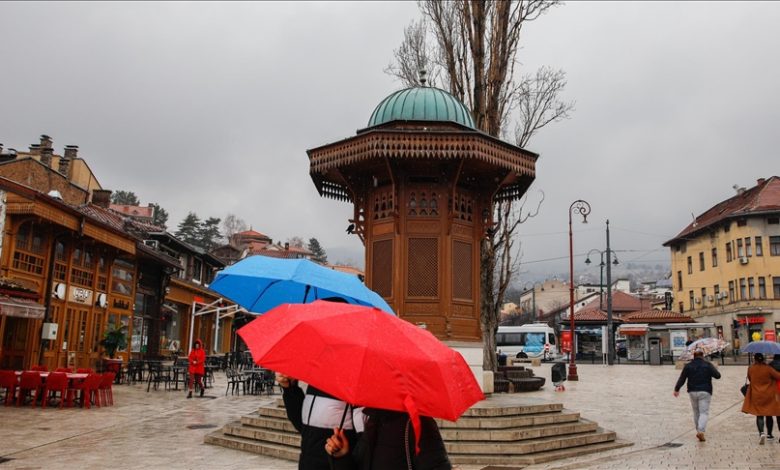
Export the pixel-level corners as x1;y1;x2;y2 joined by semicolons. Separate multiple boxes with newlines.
418;69;427;87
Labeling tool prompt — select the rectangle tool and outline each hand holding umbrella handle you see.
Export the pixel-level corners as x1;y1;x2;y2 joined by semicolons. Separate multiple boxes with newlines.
325;428;349;458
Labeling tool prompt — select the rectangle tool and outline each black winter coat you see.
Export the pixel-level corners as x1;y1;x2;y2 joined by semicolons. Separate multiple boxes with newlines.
330;409;451;470
674;357;721;394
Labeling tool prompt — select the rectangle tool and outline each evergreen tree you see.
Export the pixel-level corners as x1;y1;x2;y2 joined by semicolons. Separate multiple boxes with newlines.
176;212;201;245
111;190;140;205
308;237;328;264
149;203;169;229
199;217;223;251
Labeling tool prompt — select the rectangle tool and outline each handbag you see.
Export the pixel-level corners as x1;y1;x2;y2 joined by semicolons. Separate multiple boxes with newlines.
740;374;749;396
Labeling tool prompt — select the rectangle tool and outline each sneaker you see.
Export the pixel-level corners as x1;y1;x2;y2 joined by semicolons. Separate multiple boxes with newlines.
696;432;705;442
187;391;192;399
767;435;775;440
759;433;766;445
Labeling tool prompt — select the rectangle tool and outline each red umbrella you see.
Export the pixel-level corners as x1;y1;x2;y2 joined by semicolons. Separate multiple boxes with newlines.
237;300;484;451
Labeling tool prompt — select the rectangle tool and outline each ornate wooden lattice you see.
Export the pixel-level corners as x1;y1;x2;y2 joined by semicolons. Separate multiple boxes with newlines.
408;191;439;218
371;239;393;298
407;238;438;297
372;189;394;220
452;240;473;300
453;190;474;222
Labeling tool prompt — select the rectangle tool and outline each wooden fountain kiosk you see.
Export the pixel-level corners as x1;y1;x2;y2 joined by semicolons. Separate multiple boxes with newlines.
307;85;537;384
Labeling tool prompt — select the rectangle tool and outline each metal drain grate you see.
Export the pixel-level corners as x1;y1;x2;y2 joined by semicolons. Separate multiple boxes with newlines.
186;424;218;430
660;442;683;448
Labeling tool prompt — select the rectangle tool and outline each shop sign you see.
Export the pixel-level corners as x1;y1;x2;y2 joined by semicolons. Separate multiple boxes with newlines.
765;330;776;342
670;330;688;356
68;286;93;305
561;330;572;353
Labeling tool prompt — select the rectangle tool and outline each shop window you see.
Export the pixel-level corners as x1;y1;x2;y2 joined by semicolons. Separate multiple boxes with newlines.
111;259;135;297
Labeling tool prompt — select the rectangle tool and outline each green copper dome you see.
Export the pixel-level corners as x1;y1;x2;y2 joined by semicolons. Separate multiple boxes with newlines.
367;86;475;129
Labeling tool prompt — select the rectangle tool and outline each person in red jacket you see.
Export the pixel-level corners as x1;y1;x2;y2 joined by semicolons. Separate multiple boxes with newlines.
187;339;206;398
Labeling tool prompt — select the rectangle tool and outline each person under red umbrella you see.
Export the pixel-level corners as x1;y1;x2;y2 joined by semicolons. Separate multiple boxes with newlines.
325;408;451;470
187;339;205;398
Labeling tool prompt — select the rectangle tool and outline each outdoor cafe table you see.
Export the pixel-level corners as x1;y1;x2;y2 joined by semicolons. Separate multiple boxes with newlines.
13;371;90;406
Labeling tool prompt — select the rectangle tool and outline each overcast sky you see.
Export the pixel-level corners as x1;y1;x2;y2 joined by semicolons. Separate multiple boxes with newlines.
1;2;778;284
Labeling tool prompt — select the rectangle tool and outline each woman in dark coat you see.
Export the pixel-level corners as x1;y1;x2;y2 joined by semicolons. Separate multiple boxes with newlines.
326;408;451;470
741;352;780;444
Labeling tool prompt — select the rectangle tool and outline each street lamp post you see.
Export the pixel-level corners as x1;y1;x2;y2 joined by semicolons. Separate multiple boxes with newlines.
584;222;620;365
568;199;591;381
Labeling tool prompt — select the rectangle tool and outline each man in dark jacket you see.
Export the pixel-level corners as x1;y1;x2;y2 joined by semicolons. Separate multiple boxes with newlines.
673;350;721;442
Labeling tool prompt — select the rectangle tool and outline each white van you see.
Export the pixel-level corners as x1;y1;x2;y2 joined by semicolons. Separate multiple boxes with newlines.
496;324;559;360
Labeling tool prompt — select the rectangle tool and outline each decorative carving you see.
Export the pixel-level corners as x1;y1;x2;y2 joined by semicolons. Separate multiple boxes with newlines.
452;223;473;238
407;221;440;234
372;222;395;236
452;304;474;316
405;303;440;315
407;238;438;297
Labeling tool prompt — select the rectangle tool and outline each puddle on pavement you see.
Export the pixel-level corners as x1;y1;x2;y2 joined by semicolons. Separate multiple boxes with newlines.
186;424;218;429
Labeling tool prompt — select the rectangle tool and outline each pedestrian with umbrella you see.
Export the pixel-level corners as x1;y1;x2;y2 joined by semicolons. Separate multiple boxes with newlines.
210;257;394;470
741;341;780;444
237;301;484;469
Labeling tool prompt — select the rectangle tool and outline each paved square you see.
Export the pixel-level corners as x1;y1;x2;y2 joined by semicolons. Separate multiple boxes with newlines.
0;363;776;469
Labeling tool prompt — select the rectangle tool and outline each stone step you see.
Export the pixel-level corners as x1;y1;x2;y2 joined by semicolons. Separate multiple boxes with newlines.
437;410;581;430
461;402;563;417
441;419;598;442
449;438;633;465
446;427;617;455
241;413;298;433
204;430;300;461
223;422;301;447
257;405;289;420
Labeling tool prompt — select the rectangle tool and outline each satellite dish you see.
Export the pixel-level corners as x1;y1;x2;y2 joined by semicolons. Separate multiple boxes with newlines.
96;293;108;308
53;283;66;300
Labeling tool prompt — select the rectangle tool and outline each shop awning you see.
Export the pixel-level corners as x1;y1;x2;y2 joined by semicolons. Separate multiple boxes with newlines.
0;295;45;319
618;323;649;336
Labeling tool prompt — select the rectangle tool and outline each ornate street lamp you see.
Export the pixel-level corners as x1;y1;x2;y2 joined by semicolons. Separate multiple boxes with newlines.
568;199;591;381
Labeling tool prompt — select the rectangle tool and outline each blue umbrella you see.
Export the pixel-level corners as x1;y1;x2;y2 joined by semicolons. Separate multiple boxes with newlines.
209;255;394;315
741;341;780;355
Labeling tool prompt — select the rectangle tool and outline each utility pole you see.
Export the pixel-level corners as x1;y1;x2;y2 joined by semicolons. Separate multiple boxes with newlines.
606;220;614;365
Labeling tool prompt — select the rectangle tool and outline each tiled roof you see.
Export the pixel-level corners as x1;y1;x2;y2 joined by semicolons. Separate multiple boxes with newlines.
621;310;695;323
109;204;154;218
574;309;609;322
327;264;364;277
666;176;780;244
580;291;649;313
237;229;271;239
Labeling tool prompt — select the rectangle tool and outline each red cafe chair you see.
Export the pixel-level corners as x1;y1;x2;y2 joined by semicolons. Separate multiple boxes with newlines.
55;367;73;373
76;368;94;374
17;371;43;407
31;365;48;372
0;370;18;406
42;372;69;409
73;373;102;409
99;372;116;406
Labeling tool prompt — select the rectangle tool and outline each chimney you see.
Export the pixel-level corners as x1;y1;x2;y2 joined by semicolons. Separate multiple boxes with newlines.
757;178;766;186
284;242;290;251
40;134;53;149
59;145;77;177
91;189;112;208
63;145;78;159
40;147;53;168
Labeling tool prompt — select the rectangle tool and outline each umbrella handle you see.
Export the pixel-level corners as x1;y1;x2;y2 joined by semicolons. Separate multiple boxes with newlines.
338;402;351;430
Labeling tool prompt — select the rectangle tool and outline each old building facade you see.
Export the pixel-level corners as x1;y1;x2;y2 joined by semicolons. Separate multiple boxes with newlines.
664;177;780;346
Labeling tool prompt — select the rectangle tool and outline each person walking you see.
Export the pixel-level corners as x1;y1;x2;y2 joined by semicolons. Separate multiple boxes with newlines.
673;349;721;442
741;352;780;444
325;408;452;470
187;339;205;398
772;354;780;442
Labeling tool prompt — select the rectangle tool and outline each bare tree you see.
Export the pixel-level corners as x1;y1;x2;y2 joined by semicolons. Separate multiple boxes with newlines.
388;0;573;371
222;214;248;245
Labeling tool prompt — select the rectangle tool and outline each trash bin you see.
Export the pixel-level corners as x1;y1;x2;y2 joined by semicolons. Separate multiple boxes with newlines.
649;338;662;365
551;362;566;384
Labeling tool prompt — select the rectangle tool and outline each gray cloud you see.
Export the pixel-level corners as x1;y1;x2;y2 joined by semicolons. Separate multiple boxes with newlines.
1;2;778;278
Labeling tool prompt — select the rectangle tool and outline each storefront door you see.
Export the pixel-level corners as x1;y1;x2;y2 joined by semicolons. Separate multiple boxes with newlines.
1;316;29;369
